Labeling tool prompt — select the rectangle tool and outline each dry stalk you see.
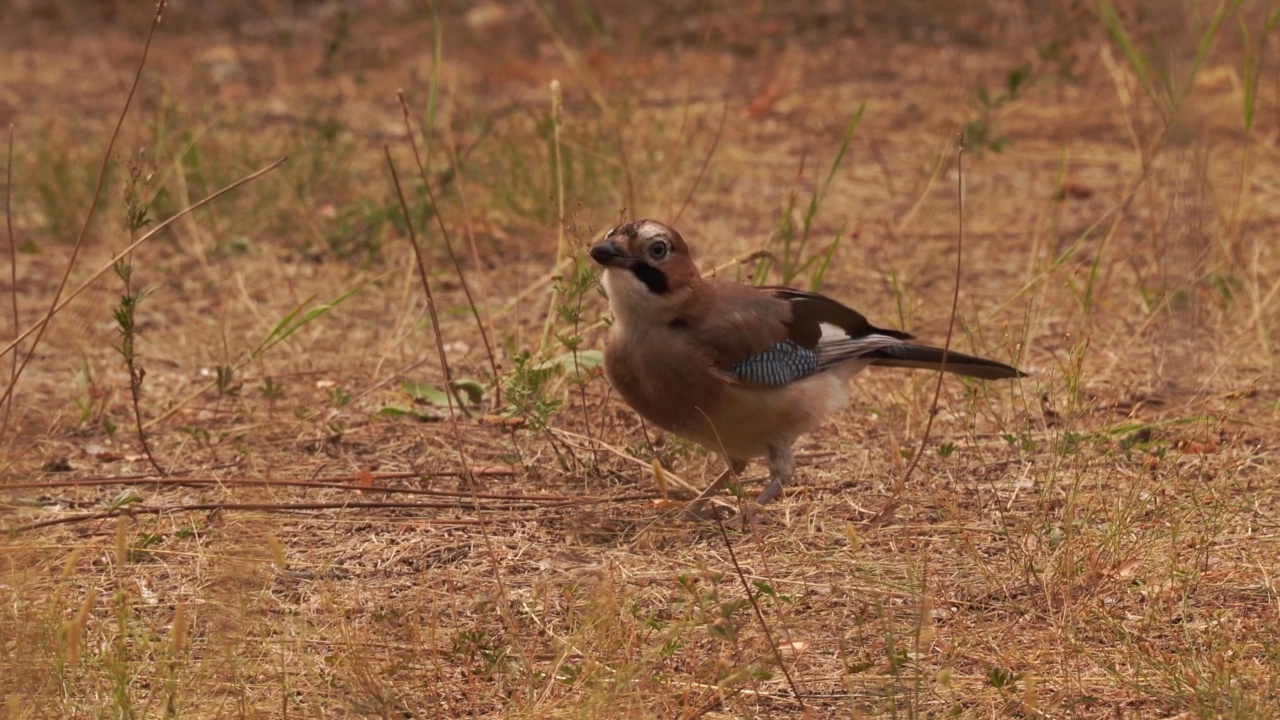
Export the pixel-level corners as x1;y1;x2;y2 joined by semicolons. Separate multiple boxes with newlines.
5;474;569;500
0;159;287;377
439;108;500;409
713;517;808;710
869;134;969;528
2;124;15;441
394;91;500;399
538;79;568;354
673;102;728;225
549;426;702;496
385;146;534;681
0;0;169;416
9;501;523;534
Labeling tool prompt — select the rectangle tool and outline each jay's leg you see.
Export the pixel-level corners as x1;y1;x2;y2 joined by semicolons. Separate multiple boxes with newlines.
686;457;747;517
755;444;796;504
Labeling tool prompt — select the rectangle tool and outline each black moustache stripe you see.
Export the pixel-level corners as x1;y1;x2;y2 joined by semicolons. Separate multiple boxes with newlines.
629;263;668;294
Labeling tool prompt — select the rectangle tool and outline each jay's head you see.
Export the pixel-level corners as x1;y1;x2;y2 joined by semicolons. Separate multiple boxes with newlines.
590;219;699;322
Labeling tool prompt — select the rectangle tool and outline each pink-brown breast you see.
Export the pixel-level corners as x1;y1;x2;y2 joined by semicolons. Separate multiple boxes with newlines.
604;323;726;441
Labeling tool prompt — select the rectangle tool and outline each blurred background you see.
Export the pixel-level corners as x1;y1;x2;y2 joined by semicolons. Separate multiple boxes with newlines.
4;2;1280;718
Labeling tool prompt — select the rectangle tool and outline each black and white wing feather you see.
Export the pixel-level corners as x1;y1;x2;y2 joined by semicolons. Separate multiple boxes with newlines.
765;287;1022;381
695;285;1022;389
720;287;911;387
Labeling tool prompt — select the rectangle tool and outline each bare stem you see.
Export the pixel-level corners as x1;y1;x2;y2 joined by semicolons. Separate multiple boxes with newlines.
538;79;567;354
875;135;967;527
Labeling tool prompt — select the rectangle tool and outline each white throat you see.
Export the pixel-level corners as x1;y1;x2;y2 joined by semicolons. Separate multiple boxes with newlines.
601;266;689;328
601;268;651;326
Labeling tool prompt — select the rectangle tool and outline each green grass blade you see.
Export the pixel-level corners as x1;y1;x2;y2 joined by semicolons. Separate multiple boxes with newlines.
249;286;362;361
805;223;846;292
1098;0;1165;119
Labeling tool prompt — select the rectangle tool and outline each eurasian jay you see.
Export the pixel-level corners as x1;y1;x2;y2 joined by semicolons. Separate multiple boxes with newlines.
590;219;1023;512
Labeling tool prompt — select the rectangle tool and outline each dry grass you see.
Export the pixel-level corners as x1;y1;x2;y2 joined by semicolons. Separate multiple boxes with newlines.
3;1;1280;717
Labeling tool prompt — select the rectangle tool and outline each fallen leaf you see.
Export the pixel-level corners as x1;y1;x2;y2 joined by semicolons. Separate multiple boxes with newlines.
777;639;810;657
377;406;444;422
90;448;126;462
1114;557;1141;578
746;77;789;118
1055;181;1094;200
1174;438;1218;454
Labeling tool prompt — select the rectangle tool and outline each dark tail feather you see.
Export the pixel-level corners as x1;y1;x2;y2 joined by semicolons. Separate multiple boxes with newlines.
866;344;1023;380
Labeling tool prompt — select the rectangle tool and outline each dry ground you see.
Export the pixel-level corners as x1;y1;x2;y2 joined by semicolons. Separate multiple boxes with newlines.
3;1;1280;717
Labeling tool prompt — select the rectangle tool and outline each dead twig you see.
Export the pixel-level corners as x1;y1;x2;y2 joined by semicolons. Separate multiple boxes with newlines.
0;158;287;369
870;134;968;529
2;124;16;442
7;501;523;533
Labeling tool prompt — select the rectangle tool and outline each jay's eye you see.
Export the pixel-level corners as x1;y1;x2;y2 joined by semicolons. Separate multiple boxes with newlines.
648;239;671;261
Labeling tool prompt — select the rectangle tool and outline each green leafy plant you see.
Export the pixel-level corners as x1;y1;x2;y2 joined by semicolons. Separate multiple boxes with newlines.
327;385;354;408
502;351;564;431
963;63;1031;153
113;153;164;475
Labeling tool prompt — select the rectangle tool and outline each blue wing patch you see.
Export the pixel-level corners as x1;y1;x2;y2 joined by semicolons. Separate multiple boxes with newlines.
730;340;820;386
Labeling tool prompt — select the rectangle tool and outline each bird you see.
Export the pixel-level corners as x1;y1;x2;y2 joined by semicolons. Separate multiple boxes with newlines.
589;219;1024;514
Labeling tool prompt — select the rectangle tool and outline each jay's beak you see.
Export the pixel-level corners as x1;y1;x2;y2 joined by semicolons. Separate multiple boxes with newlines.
589;240;631;268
